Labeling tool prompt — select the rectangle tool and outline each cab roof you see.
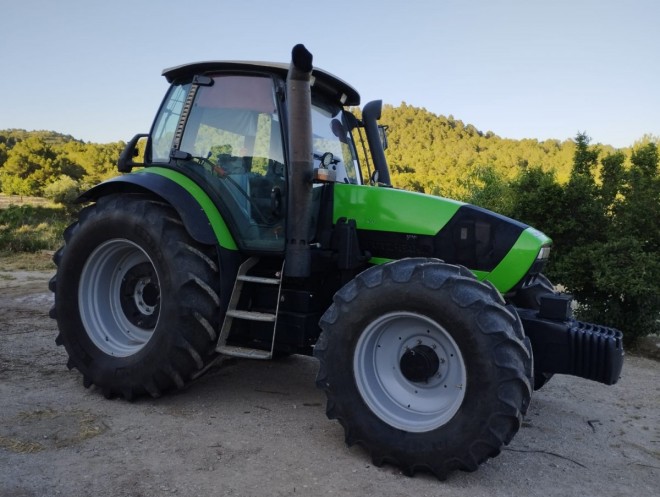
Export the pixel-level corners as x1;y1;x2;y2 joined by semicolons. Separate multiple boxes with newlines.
162;61;360;106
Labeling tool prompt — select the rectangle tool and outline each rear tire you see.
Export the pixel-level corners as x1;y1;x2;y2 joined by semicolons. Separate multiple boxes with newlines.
314;258;532;479
49;196;221;399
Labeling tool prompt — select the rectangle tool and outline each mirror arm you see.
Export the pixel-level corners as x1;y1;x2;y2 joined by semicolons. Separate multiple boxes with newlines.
117;133;149;173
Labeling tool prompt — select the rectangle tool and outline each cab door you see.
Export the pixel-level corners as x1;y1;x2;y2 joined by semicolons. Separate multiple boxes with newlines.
151;74;287;252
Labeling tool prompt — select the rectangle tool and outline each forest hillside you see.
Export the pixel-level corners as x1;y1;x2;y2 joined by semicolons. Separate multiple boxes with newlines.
1;105;658;344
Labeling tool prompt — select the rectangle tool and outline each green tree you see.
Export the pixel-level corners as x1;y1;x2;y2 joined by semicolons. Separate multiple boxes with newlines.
507;166;564;234
43;175;81;208
461;164;512;214
599;151;626;210
548;138;660;344
0;136;84;195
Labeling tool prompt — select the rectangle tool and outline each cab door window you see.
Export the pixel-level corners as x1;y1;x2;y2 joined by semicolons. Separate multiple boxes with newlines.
176;75;286;251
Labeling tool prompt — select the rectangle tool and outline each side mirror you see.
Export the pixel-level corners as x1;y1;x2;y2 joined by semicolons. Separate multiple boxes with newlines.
117;133;149;173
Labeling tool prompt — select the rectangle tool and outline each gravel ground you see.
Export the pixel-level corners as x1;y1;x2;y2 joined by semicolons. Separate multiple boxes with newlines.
0;270;658;497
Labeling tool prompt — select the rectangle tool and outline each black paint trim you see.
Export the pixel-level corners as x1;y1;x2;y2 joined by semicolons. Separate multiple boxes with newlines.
356;205;527;272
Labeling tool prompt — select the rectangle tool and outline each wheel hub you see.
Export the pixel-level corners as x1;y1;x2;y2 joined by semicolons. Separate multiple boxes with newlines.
134;277;159;315
353;312;467;432
120;262;160;329
400;344;441;383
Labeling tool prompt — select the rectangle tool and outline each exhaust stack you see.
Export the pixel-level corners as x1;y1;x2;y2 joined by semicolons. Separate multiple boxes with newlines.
285;44;314;278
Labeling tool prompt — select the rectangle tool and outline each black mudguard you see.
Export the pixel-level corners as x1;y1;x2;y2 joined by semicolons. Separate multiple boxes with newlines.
78;173;217;245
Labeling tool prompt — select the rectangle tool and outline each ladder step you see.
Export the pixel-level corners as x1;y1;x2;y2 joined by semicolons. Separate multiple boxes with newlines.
237;275;280;285
226;309;276;322
216;257;284;360
216;345;272;359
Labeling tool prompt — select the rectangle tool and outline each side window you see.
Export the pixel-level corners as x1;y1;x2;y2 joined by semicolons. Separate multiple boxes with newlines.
311;99;360;184
150;83;190;162
177;75;286;251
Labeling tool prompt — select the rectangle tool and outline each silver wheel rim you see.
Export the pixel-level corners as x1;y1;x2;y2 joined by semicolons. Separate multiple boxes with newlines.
79;239;160;357
353;311;467;432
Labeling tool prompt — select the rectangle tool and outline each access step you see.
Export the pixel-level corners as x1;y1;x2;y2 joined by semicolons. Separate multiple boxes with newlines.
215;345;272;359
215;256;284;360
225;309;276;322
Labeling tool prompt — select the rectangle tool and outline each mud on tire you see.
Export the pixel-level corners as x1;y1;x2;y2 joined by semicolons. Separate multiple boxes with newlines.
314;258;532;479
49;195;221;399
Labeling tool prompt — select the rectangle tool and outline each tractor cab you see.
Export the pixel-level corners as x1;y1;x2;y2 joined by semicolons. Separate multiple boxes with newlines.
121;61;365;254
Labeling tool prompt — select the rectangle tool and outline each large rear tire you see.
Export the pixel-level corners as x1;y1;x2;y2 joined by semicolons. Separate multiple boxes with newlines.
49;195;221;399
314;258;532;479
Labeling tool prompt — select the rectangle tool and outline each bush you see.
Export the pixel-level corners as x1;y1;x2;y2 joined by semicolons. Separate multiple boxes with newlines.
0;204;70;253
43;175;80;210
505;136;660;345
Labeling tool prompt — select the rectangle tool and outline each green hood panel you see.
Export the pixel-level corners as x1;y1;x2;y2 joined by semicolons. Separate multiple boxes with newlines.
333;184;464;234
333;183;551;294
486;228;552;292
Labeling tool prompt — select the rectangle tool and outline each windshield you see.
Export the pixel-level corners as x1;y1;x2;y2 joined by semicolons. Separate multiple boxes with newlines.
311;98;361;184
150;82;191;162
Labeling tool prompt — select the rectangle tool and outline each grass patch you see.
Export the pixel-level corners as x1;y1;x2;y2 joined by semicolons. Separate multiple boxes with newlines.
0;204;73;253
0;252;56;271
0;435;43;454
0;408;107;453
0;194;51;208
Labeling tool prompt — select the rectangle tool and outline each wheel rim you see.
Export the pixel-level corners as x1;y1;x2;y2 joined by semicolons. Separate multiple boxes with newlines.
353;312;467;432
79;239;160;357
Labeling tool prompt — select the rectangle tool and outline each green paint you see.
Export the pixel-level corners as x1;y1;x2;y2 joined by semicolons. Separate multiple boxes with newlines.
485;228;551;293
333;184;463;234
137;167;237;250
368;257;392;265
471;270;489;281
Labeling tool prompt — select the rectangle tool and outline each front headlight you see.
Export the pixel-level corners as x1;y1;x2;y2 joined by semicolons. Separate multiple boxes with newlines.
537;245;551;260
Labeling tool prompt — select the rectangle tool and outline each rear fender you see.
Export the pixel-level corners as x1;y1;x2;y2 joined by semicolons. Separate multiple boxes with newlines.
78;167;237;250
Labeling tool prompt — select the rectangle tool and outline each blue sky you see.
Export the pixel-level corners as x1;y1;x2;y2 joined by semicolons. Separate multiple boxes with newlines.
1;0;658;148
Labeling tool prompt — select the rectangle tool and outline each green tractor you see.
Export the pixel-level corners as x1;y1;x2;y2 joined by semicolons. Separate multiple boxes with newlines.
49;45;623;478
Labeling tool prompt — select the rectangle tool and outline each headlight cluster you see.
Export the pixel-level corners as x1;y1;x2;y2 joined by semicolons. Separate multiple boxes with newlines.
537;246;551;260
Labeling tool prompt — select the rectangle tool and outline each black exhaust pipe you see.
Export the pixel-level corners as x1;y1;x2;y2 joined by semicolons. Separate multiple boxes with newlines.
285;44;314;278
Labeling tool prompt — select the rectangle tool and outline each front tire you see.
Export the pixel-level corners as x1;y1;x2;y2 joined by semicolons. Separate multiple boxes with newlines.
509;273;557;390
49;196;221;399
314;258;532;479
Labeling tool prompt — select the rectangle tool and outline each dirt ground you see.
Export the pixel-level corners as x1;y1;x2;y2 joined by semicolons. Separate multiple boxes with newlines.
1;266;658;497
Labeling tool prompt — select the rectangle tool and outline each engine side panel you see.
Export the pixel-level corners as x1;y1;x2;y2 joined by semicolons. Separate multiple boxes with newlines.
332;183;551;293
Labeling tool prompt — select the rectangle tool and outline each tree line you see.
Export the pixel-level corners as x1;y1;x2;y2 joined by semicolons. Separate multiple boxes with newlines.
0;129;123;204
1;104;658;344
467;133;659;345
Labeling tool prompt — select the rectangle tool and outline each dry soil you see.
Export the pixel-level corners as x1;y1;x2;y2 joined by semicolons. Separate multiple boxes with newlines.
0;268;658;497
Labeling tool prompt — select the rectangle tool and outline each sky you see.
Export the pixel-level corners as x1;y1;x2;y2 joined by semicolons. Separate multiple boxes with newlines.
1;0;658;148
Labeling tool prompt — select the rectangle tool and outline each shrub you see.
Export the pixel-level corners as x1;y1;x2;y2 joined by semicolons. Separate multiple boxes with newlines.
43;175;80;212
0;204;70;253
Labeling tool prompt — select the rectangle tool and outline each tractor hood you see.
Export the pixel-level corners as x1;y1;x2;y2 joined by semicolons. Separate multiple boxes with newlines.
332;184;551;293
